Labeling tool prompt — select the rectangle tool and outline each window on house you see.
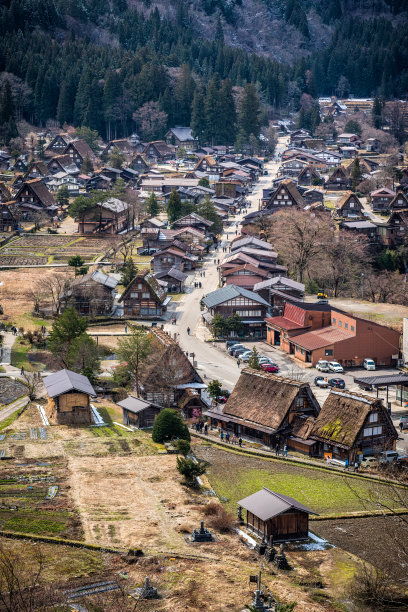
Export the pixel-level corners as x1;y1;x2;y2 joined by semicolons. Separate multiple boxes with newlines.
142;292;150;298
301;349;305;355
130;292;138;298
350;325;355;332
345;323;348;329
137;283;143;289
332;318;336;324
369;413;378;423
363;426;383;437
325;349;333;356
338;320;342;327
350;202;354;208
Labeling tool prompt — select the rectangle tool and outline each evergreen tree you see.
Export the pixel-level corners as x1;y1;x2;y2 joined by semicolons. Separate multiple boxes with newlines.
56;185;69;207
372;96;383;129
215;14;224;45
167;189;183;223
247;346;261;370
191;85;206;142
197;196;223;235
219;79;237;144
174;63;196;126
147;192;159;217
204;73;222;144
0;80;15;125
81;154;93;174
57;81;73;125
74;67;92;127
351;158;363;191
152;408;190;443
238;83;261;140
344;119;362;136
121;259;137;287
48;307;88;366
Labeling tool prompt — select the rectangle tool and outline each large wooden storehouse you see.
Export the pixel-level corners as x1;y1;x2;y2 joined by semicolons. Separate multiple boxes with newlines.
238;487;318;543
44;369;96;425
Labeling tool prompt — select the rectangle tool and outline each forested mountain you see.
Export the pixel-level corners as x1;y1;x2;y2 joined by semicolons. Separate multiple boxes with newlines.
0;0;407;143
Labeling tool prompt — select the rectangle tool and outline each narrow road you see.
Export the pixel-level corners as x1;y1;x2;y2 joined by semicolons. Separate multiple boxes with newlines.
163;138;289;388
0;395;29;423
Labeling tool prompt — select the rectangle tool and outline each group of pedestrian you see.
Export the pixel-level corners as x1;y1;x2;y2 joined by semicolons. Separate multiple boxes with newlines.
194;421;208;435
275;443;288;457
220;430;242;447
199;271;206;277
10;326;18;336
194;281;202;289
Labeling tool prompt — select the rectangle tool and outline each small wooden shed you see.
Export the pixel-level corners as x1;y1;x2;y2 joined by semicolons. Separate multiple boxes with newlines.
117;395;163;428
44;369;96;426
238;487;318;543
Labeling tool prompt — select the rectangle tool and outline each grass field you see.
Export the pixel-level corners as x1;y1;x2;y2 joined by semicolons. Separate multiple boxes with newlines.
195;445;398;517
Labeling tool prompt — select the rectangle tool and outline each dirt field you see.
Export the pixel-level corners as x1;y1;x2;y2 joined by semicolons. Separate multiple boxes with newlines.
313;516;408;584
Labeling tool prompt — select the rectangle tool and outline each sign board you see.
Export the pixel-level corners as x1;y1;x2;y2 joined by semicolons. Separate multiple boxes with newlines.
249;575;258;583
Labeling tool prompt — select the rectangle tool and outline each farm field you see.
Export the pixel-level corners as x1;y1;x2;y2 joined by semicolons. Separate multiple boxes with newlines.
194;444;399;517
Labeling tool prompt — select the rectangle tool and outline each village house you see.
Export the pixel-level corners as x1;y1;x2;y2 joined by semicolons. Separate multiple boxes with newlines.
25;161;49;179
376;209;408;248
289;129;311;146
130;154;150;173
221;263;271;291
337;133;360;145
44;369;96;426
119;270;171;319
152;241;197;272
64;139;98;169
310;391;398;463
253;277;305;312
297;165;322;186
85;174;113;192
47;154;80;176
202;284;270;338
302;188;325;207
279;157;310;177
117;396;163;429
335;191;364;218
62;270;118;317
389;191;408;211
140;327;205;407
220;250;287;278
45;133;71;156
172;212;214;235
205;368;320;451
154;267;188;293
263;180;305;211
77;197;129;234
0;203;17;232
340;220;379;245
102;139;134;160
165;127;198;151
238;488;318;543
370;187;396;211
143;140;174;162
14;179;57;217
266;302;400;367
324;166;351;191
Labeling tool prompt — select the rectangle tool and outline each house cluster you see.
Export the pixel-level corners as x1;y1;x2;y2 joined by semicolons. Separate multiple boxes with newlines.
206;367;398;462
0;127;263;236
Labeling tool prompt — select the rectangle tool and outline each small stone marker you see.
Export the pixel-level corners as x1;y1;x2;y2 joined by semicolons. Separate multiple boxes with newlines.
274;543;291;570
191;521;213;542
133;577;158;599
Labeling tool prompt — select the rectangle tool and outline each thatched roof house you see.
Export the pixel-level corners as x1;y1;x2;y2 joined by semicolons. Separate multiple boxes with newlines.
206;368;320;451
310;390;398;462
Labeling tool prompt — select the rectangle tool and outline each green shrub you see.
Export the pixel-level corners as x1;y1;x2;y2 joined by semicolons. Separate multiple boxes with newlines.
174;439;191;456
176;456;208;487
152;408;190;443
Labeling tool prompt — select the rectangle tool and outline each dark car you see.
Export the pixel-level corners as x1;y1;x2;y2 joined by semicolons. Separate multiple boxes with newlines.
216;389;231;403
233;348;248;358
229;344;245;355
328;378;345;389
226;340;240;349
314;376;329;388
261;363;279;373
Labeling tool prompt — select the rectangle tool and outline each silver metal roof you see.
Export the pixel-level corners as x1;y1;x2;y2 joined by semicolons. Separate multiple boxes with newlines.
237;487;318;521
202;285;269;309
117;395;161;414
100;197;129;213
90;270;118;289
44;369;96;398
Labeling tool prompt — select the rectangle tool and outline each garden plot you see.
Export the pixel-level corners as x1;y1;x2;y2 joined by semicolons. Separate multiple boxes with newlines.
0;378;26;406
0;460;82;538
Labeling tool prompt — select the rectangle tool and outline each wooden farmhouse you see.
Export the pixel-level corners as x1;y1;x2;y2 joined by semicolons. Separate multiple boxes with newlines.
310;391;398;463
47;154;79;175
45;133;71;155
0;203;17;232
324;166;351;191
238;488;318;543
297;165;321;186
143;140;174;162
389;191;408;211
44;369;96;426
370;187;396;211
206;368;320;452
77;197;129;234
117;396;163;428
264;180;305;211
14;179;57;217
335;191;363;218
120;270;170;319
165;127;198;151
377;209;408;247
63;270;118;316
64;139;97;169
130;154;150;173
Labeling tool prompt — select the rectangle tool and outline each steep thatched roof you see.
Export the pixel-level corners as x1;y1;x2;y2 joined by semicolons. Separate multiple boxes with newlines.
223;368;311;431
310;391;396;449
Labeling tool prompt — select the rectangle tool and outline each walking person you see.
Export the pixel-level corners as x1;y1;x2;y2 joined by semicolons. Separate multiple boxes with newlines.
125;324;128;334
187;327;190;335
399;420;404;433
220;430;224;441
237;358;241;367
225;432;230;443
204;423;208;435
20;366;24;376
238;437;242;447
275;442;280;456
283;444;288;457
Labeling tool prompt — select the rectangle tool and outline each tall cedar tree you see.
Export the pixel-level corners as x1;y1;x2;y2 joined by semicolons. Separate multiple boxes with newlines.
147;192;159;216
174;64;196;126
117;326;153;396
48;307;88;367
197;196;223;235
167;189;183;223
191;85;206;142
239;83;261;141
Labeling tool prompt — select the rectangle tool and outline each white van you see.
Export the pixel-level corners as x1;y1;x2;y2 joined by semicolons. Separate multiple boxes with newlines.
379;451;399;464
363;358;376;371
316;360;330;372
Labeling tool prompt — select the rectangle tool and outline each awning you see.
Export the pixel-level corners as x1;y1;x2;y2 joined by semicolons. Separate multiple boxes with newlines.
175;383;207;389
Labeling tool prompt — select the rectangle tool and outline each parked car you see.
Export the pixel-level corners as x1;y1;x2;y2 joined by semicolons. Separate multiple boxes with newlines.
233;348;249;358
328;361;344;373
316;360;330;372
139;248;158;256
229;344;245;355
360;456;378;469
240;352;253;362
314;376;329;388
261;363;279;373
399;417;408;431
328;378;345;389
258;357;274;365
226;340;240;349
379;450;399;464
363;358;376;371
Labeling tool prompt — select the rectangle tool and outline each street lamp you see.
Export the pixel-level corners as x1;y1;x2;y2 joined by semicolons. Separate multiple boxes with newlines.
361;272;364;300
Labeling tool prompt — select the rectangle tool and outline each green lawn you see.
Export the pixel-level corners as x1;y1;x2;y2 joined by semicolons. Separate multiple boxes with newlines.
10;339;33;371
199;446;399;517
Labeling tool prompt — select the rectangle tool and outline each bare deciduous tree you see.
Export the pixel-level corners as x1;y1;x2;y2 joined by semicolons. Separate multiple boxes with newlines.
36;273;72;315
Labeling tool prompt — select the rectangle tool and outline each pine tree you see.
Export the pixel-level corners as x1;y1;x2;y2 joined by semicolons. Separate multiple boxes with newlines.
167;189;183;223
372;96;383;129
81;154;93;174
219;79;237;145
248;347;261;370
239;83;261;140
0;80;15;125
174;63;196;126
147;192;159;217
204;73;222;144
197;196;223;235
351;158;363;191
215;14;224;45
56;185;69;207
57;81;73;125
74;67;92;126
191;85;206;142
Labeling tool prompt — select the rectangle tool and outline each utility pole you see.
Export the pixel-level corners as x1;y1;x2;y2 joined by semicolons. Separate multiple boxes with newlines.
361;271;364;300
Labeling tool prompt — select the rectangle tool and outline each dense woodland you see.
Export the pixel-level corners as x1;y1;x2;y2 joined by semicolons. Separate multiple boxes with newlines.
0;0;407;143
